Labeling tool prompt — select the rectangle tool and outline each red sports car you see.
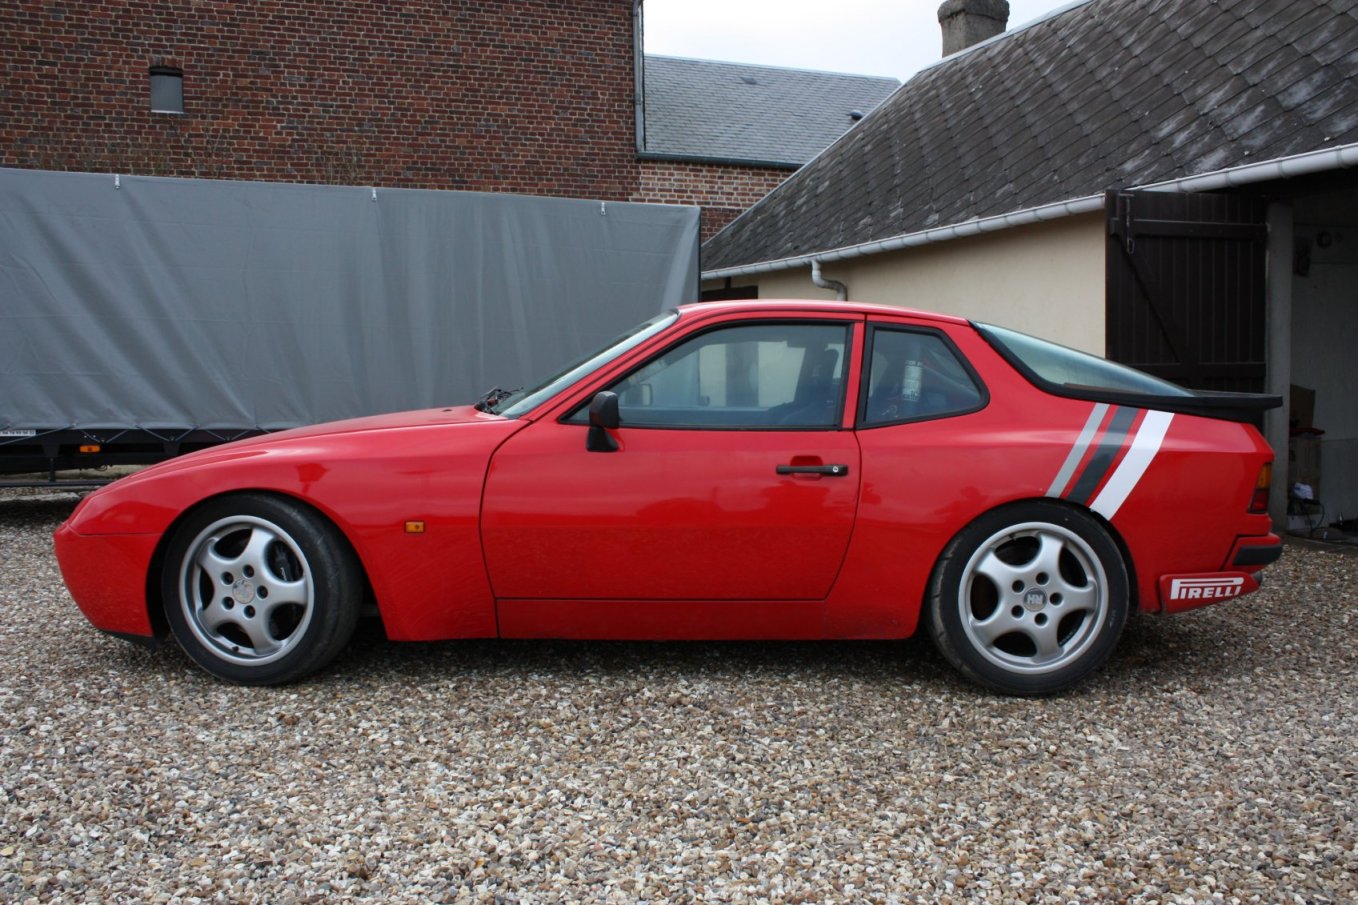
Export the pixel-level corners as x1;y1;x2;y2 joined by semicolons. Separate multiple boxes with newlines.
55;300;1281;694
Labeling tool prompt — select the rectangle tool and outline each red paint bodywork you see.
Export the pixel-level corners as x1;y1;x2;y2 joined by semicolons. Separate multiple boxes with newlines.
54;301;1279;646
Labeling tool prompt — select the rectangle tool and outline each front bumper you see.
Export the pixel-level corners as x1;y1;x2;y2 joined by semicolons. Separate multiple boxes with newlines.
53;523;160;637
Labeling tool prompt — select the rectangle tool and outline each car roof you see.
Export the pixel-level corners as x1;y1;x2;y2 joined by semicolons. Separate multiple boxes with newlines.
676;298;973;327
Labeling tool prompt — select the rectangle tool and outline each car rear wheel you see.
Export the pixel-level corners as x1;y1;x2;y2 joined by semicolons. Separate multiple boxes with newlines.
162;493;361;685
926;502;1129;695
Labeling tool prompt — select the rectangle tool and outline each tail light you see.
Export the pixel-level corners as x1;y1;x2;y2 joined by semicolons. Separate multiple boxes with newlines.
1249;462;1272;514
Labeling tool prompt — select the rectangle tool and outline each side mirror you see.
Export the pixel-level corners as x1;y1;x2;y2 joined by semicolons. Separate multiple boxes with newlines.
586;391;621;452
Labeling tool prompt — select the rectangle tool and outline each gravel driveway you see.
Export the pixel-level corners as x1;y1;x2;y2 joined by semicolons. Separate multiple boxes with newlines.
2;490;1355;904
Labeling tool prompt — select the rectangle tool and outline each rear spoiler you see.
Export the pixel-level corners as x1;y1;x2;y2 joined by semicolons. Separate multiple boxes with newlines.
1056;386;1282;423
971;321;1282;424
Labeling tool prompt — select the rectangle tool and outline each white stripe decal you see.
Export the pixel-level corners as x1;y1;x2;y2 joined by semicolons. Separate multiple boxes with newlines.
1047;403;1109;498
1090;410;1174;520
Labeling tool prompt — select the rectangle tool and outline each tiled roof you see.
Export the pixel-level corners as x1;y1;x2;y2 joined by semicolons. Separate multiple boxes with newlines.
703;0;1358;270
642;55;900;166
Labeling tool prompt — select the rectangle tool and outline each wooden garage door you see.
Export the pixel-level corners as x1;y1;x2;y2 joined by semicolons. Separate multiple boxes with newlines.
1105;190;1268;393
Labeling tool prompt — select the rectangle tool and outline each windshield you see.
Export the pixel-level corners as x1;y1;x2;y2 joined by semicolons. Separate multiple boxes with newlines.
495;311;679;417
978;322;1194;397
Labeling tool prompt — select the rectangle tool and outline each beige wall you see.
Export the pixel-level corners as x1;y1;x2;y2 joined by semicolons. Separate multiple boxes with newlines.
702;211;1107;354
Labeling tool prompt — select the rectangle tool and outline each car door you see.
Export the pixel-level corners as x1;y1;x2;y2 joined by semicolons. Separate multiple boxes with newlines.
480;316;862;602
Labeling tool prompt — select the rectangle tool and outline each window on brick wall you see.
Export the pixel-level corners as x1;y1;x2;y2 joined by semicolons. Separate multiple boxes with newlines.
149;66;184;114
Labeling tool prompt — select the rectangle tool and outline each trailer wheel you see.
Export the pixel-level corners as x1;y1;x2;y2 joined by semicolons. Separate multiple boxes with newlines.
161;494;361;685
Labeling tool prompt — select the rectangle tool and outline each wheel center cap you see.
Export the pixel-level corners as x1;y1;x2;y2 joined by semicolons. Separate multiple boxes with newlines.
231;579;256;605
1023;589;1047;612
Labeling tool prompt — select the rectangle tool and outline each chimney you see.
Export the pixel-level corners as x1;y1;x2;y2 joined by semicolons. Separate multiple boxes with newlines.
938;0;1010;56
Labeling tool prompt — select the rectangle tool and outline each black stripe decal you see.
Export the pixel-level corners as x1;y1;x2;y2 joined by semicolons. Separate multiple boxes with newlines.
1066;406;1138;506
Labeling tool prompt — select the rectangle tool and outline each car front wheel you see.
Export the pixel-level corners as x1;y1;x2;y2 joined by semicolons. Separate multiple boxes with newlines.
926;502;1129;695
161;493;362;685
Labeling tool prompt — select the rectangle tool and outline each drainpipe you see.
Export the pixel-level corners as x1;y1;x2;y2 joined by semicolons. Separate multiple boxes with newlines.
811;259;848;301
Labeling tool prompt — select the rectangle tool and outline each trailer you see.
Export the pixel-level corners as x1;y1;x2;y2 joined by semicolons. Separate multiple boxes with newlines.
0;169;699;485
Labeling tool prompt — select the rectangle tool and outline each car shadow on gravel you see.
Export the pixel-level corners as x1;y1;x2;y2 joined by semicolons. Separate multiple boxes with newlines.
73;612;1267;703
336;624;954;687
77;602;1250;698
329;617;1212;700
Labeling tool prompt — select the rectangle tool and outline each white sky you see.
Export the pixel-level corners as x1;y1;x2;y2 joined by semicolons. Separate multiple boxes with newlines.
643;0;1080;82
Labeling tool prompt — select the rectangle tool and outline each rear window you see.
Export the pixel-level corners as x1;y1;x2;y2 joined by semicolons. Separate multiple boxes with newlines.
977;323;1193;398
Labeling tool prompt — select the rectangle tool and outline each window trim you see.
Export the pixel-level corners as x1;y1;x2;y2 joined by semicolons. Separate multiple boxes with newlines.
561;318;858;432
855;324;989;429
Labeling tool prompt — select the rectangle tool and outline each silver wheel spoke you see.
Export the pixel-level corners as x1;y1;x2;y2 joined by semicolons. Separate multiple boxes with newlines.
971;608;1027;646
239;527;279;577
200;597;236;633
237;613;282;656
1030;619;1065;661
1031;534;1066;584
1059;581;1098;614
973;549;1024;590
194;541;236;577
265;576;309;608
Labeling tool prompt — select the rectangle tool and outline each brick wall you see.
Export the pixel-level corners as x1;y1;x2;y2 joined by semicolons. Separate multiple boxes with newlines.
2;0;639;199
634;159;791;242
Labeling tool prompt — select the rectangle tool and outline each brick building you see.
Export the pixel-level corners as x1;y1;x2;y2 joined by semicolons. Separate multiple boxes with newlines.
2;0;640;199
2;1;896;237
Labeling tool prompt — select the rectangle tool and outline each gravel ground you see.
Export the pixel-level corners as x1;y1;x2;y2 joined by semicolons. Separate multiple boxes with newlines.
2;489;1355;904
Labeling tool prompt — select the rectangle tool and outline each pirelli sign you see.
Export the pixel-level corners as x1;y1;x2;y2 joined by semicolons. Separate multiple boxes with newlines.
1159;572;1259;613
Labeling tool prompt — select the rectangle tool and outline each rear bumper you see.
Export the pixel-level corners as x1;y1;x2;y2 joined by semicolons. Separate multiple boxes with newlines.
54;523;159;637
1155;532;1282;614
1230;534;1283;569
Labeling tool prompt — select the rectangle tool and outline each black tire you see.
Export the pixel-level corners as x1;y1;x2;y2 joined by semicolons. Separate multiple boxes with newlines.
161;493;362;685
926;501;1129;696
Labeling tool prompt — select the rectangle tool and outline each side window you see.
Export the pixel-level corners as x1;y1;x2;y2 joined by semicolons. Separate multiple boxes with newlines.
591;322;850;429
861;328;985;426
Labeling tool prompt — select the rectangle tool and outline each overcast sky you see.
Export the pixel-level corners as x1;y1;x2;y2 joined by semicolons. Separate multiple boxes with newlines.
643;0;1079;82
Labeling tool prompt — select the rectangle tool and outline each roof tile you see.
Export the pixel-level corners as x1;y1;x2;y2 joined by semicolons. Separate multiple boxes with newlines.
704;0;1358;270
642;56;899;166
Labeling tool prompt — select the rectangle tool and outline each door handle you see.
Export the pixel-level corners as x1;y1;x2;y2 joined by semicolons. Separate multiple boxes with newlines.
776;464;850;477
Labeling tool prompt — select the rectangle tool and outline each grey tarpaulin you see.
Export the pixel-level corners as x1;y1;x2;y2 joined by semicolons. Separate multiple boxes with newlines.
0;168;698;430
